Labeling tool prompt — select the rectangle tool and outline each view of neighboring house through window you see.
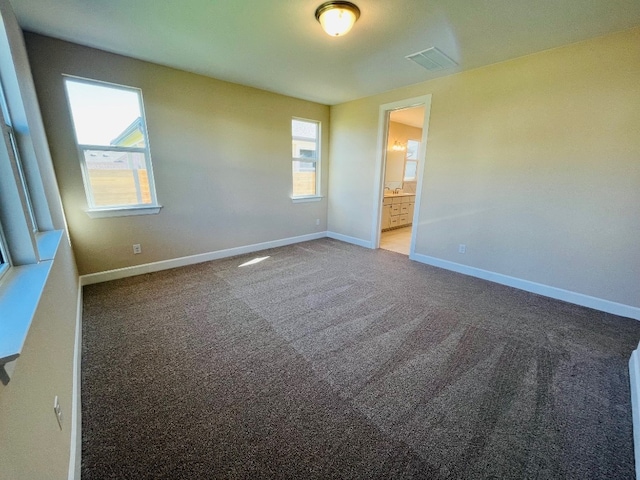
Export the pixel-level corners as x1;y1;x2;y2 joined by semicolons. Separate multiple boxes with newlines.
64;77;158;211
292;118;320;198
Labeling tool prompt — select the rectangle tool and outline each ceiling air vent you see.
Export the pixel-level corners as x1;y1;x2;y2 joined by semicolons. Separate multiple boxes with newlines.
406;47;457;71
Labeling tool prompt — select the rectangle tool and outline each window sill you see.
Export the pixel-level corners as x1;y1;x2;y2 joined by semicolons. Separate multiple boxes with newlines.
86;205;163;218
291;196;324;204
36;230;62;260
0;230;61;367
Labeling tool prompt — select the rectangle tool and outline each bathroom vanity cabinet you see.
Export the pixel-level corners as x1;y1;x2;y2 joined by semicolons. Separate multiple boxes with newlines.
381;194;414;231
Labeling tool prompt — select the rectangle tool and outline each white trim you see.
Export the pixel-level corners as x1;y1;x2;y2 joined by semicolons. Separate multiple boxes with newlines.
86;205;162;218
291;196;323;203
77;232;639;319
64;75;160;212
80;232;327;285
68;283;82;480
629;343;640;480
36;229;62;260
408;101;432;259
410;252;640;321
0;230;61;364
326;231;373;249
371;95;432;253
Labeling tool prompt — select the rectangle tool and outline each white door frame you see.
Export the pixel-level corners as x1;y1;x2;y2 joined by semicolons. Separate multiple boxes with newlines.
370;94;433;255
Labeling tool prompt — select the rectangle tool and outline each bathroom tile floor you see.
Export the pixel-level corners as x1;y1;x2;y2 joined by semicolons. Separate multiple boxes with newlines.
380;226;412;255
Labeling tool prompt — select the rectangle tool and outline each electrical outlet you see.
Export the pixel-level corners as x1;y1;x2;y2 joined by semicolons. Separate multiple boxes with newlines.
458;244;466;254
53;396;63;430
315;218;320;226
133;244;142;254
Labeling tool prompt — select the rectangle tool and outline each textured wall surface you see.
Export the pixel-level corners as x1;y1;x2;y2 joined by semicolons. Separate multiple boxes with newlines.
0;235;79;480
25;33;330;275
329;28;640;308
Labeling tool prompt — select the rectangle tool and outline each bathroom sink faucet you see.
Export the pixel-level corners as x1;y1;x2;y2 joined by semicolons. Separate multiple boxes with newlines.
393;188;400;194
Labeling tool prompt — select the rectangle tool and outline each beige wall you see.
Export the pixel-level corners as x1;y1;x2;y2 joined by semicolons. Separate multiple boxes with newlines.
329;28;640;308
0;234;79;480
24;34;330;275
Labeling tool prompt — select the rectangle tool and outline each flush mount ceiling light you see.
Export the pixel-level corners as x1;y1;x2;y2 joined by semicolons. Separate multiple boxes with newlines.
315;1;360;37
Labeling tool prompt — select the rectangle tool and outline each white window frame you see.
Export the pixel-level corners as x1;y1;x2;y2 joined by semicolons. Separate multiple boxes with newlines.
0;91;39;267
0;82;37;235
0;80;25;280
7;125;37;231
0;223;9;282
291;117;322;202
63;75;161;218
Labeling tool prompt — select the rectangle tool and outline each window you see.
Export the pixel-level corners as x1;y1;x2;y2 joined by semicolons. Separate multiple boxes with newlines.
292;118;320;198
0;227;8;281
64;77;160;216
0;0;68;375
403;139;420;181
0;83;37;233
0;117;14;282
0;76;38;283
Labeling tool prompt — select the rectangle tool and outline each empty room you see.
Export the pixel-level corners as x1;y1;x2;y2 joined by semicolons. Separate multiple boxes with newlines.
1;0;639;478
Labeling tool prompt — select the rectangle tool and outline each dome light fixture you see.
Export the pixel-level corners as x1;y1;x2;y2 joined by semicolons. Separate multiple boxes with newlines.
315;1;360;37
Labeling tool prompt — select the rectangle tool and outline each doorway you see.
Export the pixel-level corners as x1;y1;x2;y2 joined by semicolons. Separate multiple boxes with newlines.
372;95;432;257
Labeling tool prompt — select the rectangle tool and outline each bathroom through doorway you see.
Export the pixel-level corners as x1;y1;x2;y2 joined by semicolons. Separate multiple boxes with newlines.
379;106;425;255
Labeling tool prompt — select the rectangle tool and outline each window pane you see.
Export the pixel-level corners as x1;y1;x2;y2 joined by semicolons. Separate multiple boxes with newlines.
292;160;316;197
0;218;9;273
292;118;319;198
292;140;317;160
292;119;317;140
83;149;151;207
292;119;318;160
64;77;158;211
1;84;38;232
7;128;37;232
404;160;418;181
406;140;420;160
65;80;145;147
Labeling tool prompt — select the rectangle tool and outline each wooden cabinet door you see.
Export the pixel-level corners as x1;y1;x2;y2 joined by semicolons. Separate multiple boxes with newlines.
381;204;391;230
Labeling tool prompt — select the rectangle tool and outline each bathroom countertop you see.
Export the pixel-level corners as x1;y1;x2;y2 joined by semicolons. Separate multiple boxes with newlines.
383;192;415;198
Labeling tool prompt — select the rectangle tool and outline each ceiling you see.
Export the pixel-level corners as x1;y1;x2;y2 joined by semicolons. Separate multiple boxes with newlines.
9;0;640;105
390;106;425;129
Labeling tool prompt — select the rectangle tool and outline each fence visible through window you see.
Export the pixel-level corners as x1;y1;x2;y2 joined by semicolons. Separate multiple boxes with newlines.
81;147;151;207
64;77;159;211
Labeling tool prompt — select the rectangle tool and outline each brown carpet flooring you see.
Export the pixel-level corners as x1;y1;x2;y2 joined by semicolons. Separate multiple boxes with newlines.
81;238;640;479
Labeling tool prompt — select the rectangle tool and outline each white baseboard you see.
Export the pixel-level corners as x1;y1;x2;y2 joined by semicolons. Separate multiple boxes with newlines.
326;231;373;249
68;283;82;480
630;343;640;480
410;253;640;321
78;231;639;319
80;232;327;285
